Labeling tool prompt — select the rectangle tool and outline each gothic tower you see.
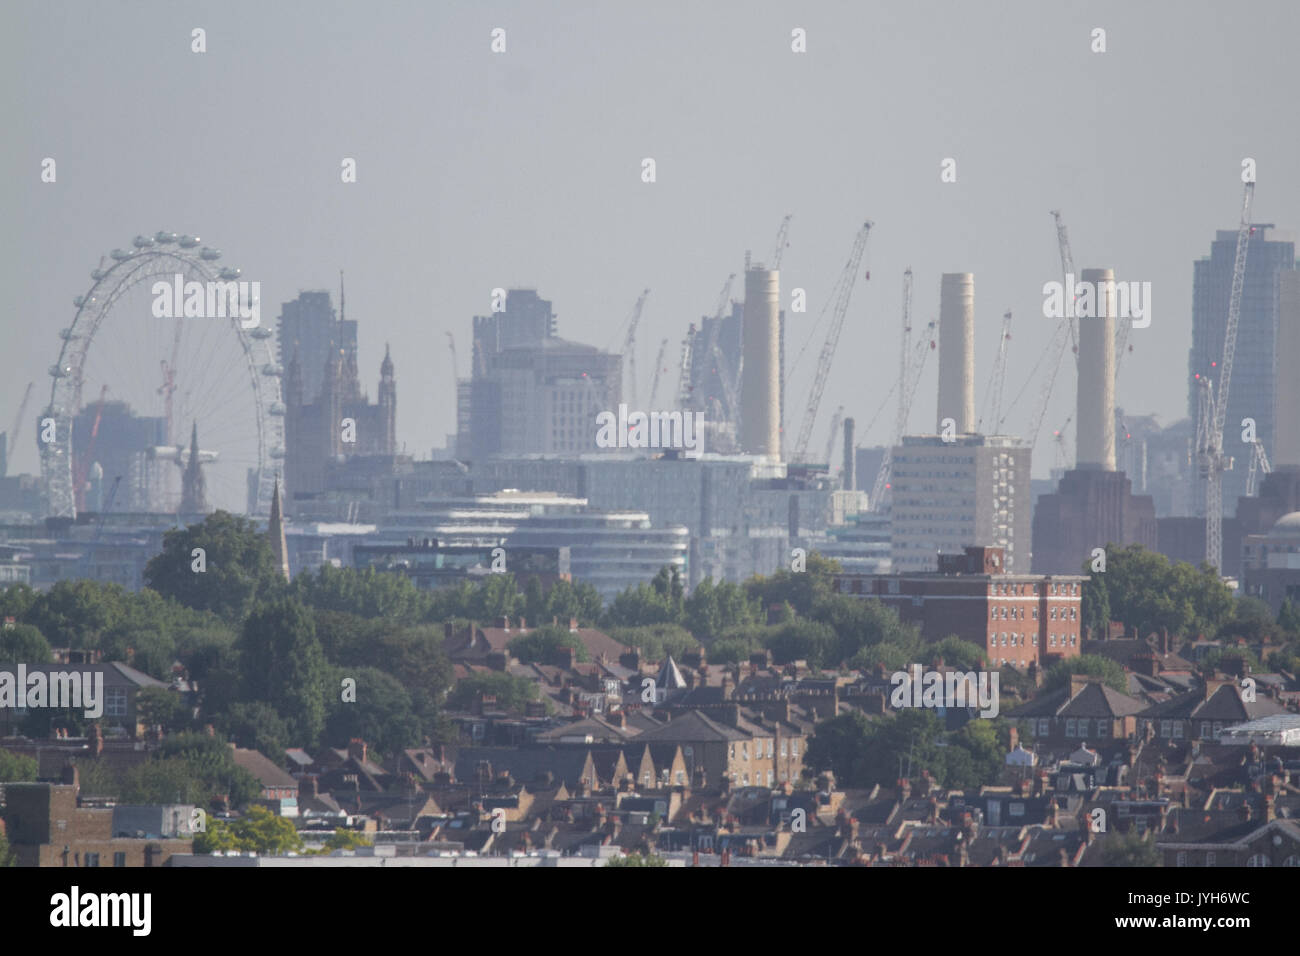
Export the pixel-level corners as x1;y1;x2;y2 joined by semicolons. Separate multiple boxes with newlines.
179;422;207;514
379;343;396;454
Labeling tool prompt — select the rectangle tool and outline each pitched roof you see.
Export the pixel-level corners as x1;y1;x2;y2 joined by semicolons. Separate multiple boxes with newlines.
230;747;297;789
634;709;749;743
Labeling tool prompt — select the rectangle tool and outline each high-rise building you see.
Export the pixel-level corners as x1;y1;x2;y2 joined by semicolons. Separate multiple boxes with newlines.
456;290;621;460
281;288;396;503
890;434;1032;572
276;290;357;405
1188;225;1297;512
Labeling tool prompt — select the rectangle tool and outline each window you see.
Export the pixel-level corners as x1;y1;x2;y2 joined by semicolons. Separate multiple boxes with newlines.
1246;854;1271;867
1050;634;1056;646
729;743;736;759
791;740;799;757
1172;722;1184;739
1032;635;1038;646
767;770;775;786
1177;852;1188;868
1160;721;1173;738
780;740;787;757
1206;852;1216;867
675;771;684;785
1038;718;1050;736
766;739;773;758
105;687;128;718
83;853;100;868
114;852;126;868
1065;719;1076;736
1032;607;1039;620
742;773;750;786
742;742;749;760
1050;608;1057;620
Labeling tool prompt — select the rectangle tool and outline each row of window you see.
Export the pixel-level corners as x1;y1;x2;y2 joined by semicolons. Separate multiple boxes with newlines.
1177;852;1300;867
728;739;799;760
991;633;1036;647
77;852;128;867
733;769;779;787
9;687;129;718
1048;633;1078;646
1035;717;1115;738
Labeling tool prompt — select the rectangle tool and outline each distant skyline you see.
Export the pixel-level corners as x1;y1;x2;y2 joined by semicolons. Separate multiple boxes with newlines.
4;0;1298;480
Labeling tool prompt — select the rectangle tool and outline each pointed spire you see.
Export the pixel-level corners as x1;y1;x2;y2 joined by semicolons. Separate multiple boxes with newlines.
381;341;394;377
269;477;290;581
179;421;207;514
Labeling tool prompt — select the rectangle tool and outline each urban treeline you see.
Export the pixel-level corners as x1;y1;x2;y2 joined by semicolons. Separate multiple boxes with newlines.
1;511;1298;826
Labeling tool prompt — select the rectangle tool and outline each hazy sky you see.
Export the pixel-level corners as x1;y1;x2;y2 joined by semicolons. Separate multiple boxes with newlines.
4;0;1297;481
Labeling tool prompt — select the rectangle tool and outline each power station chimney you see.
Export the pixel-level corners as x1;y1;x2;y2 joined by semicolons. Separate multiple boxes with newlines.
1076;268;1117;470
1277;271;1300;468
843;417;856;490
937;273;975;434
741;265;781;458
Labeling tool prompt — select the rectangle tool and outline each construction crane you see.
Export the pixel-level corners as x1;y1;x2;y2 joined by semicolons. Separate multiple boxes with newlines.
82;474;121;577
676;323;696;410
74;385;109;512
1246;438;1272;497
1050;210;1081;358
617;289;650;408
823;405;845;471
870;269;936;511
1024;212;1082;454
792;221;872;463
7;381;34;451
771;214;793;269
1199;180;1255;572
1052;416;1074;473
445;331;460;412
647;338;670;408
690;273;736;417
978;310;1014;433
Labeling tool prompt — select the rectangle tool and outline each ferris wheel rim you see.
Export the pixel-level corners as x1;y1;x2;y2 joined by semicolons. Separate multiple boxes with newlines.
41;237;280;519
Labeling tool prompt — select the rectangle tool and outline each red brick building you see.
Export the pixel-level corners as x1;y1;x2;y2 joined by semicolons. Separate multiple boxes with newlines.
832;545;1085;667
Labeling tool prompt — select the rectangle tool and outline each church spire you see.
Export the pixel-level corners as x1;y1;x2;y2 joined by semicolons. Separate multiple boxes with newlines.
179;421;207;514
269;476;290;581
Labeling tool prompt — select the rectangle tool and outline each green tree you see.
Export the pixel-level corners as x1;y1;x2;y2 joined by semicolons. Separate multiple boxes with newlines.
0;582;37;621
290;564;430;623
1100;828;1162;867
448;671;543;714
508;624;590;664
0;826;14;867
0;748;38;782
135;686;187;734
0;623;52;664
319;828;373;852
236;598;329;747
684;577;759;642
1042;654;1129;695
746;553;841;618
25;579;126;649
606;624;697;663
543;578;602;627
766;619;838;669
928;635;987;671
1081;566;1111;639
1278;599;1300;636
220;701;290;758
605;852;668;867
193;805;304;855
324;665;421;754
1219;596;1276;642
145;511;286;622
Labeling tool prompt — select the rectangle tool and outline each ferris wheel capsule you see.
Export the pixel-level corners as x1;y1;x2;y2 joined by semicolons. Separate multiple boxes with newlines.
178;235;200;248
154;231;178;244
110;248;133;260
133;235;155;248
218;266;241;279
200;247;222;260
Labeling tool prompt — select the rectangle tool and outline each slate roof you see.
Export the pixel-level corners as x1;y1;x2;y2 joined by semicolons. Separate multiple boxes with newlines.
1140;684;1288;722
634;709;749;743
1011;680;1145;718
230;747;297;789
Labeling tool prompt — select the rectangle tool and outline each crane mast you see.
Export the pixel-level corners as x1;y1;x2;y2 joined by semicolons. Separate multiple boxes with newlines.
771;214;793;269
647;338;670;408
1203;180;1255;572
793;221;872;463
620;289;650;408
